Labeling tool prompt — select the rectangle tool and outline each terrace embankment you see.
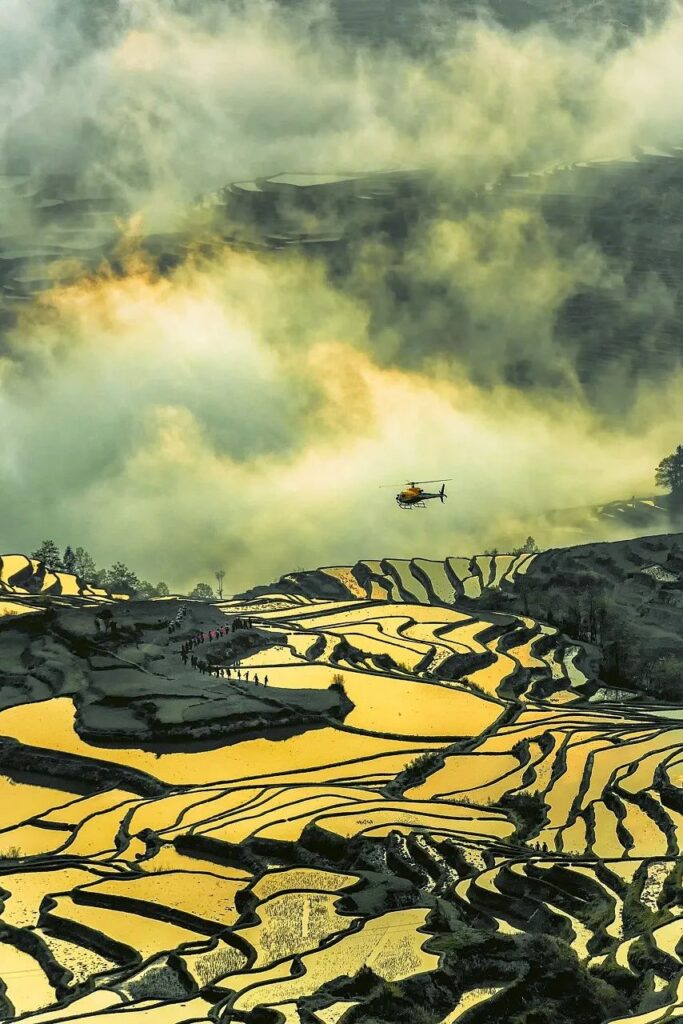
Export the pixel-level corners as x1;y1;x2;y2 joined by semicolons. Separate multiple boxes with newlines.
0;535;682;1024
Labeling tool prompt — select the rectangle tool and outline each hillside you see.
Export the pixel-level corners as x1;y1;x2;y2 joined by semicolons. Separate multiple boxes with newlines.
242;533;683;695
324;0;671;41
8;146;683;412
0;554;117;604
0;535;681;1024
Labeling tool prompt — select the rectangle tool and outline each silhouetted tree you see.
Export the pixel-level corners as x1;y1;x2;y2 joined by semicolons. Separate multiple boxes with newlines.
135;580;171;599
513;536;540;555
102;562;140;596
73;547;97;582
656;444;683;508
31;540;63;569
189;582;215;600
62;546;77;574
214;569;226;599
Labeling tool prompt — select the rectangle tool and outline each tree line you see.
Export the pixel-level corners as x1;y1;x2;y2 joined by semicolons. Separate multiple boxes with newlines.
29;540;223;601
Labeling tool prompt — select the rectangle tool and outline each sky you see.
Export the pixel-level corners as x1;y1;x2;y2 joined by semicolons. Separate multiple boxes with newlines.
2;0;683;593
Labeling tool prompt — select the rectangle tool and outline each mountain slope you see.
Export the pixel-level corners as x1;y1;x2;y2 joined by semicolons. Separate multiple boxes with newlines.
0;535;681;1024
0;553;116;602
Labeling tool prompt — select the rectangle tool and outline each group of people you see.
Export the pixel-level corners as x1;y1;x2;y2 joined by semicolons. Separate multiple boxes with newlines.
182;615;253;651
231;616;255;631
183;625;228;651
167;605;188;635
172;612;269;686
187;659;269;685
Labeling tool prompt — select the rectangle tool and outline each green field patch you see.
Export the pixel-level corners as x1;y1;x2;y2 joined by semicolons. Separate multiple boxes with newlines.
230;908;437;1010
236;890;357;968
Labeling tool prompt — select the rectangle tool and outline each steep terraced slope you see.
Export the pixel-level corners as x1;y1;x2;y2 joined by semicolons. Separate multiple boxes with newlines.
0;536;681;1024
0;555;117;603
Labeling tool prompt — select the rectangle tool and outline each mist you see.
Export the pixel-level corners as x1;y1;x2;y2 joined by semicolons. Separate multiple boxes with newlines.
2;0;683;591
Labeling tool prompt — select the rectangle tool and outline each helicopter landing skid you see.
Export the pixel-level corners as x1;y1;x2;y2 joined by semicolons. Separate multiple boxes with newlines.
397;501;426;509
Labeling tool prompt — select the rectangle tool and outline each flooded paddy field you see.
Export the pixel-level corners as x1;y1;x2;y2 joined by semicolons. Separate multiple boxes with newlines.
1;536;683;1023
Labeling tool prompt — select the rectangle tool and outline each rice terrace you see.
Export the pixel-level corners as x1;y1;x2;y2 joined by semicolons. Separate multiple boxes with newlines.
0;534;682;1024
6;0;683;1022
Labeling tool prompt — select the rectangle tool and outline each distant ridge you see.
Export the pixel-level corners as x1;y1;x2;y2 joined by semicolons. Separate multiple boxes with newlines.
239;531;683;613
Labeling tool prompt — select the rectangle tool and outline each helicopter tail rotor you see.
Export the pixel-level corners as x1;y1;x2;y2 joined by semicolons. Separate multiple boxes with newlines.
440;484;447;503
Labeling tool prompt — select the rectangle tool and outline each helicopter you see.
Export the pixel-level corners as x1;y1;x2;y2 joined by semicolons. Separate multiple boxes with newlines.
383;479;451;509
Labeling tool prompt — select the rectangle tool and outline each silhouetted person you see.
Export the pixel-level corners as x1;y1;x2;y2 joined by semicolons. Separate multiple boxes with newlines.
254;673;259;685
264;675;268;687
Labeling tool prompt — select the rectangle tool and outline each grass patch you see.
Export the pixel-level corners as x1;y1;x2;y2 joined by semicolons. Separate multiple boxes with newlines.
0;846;23;860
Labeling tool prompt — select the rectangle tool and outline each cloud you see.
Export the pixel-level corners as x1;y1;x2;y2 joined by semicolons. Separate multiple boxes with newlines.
2;0;683;588
1;243;681;591
2;0;681;211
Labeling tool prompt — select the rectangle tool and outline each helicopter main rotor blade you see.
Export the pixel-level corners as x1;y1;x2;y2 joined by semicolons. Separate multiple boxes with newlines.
380;478;453;488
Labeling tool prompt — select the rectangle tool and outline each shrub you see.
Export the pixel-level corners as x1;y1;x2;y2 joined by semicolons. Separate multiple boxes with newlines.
0;846;22;860
462;676;489;698
500;791;546;842
642;655;683;701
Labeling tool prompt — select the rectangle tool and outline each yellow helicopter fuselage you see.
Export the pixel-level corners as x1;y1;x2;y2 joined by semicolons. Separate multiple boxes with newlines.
398;486;424;503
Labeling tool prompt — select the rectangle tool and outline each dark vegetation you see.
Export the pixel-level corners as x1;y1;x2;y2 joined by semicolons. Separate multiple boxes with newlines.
28;540;221;600
305;922;629;1024
488;532;683;700
500;792;547;842
656;445;683;513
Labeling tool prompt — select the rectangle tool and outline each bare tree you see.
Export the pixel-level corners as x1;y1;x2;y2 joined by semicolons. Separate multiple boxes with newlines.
214;569;226;600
